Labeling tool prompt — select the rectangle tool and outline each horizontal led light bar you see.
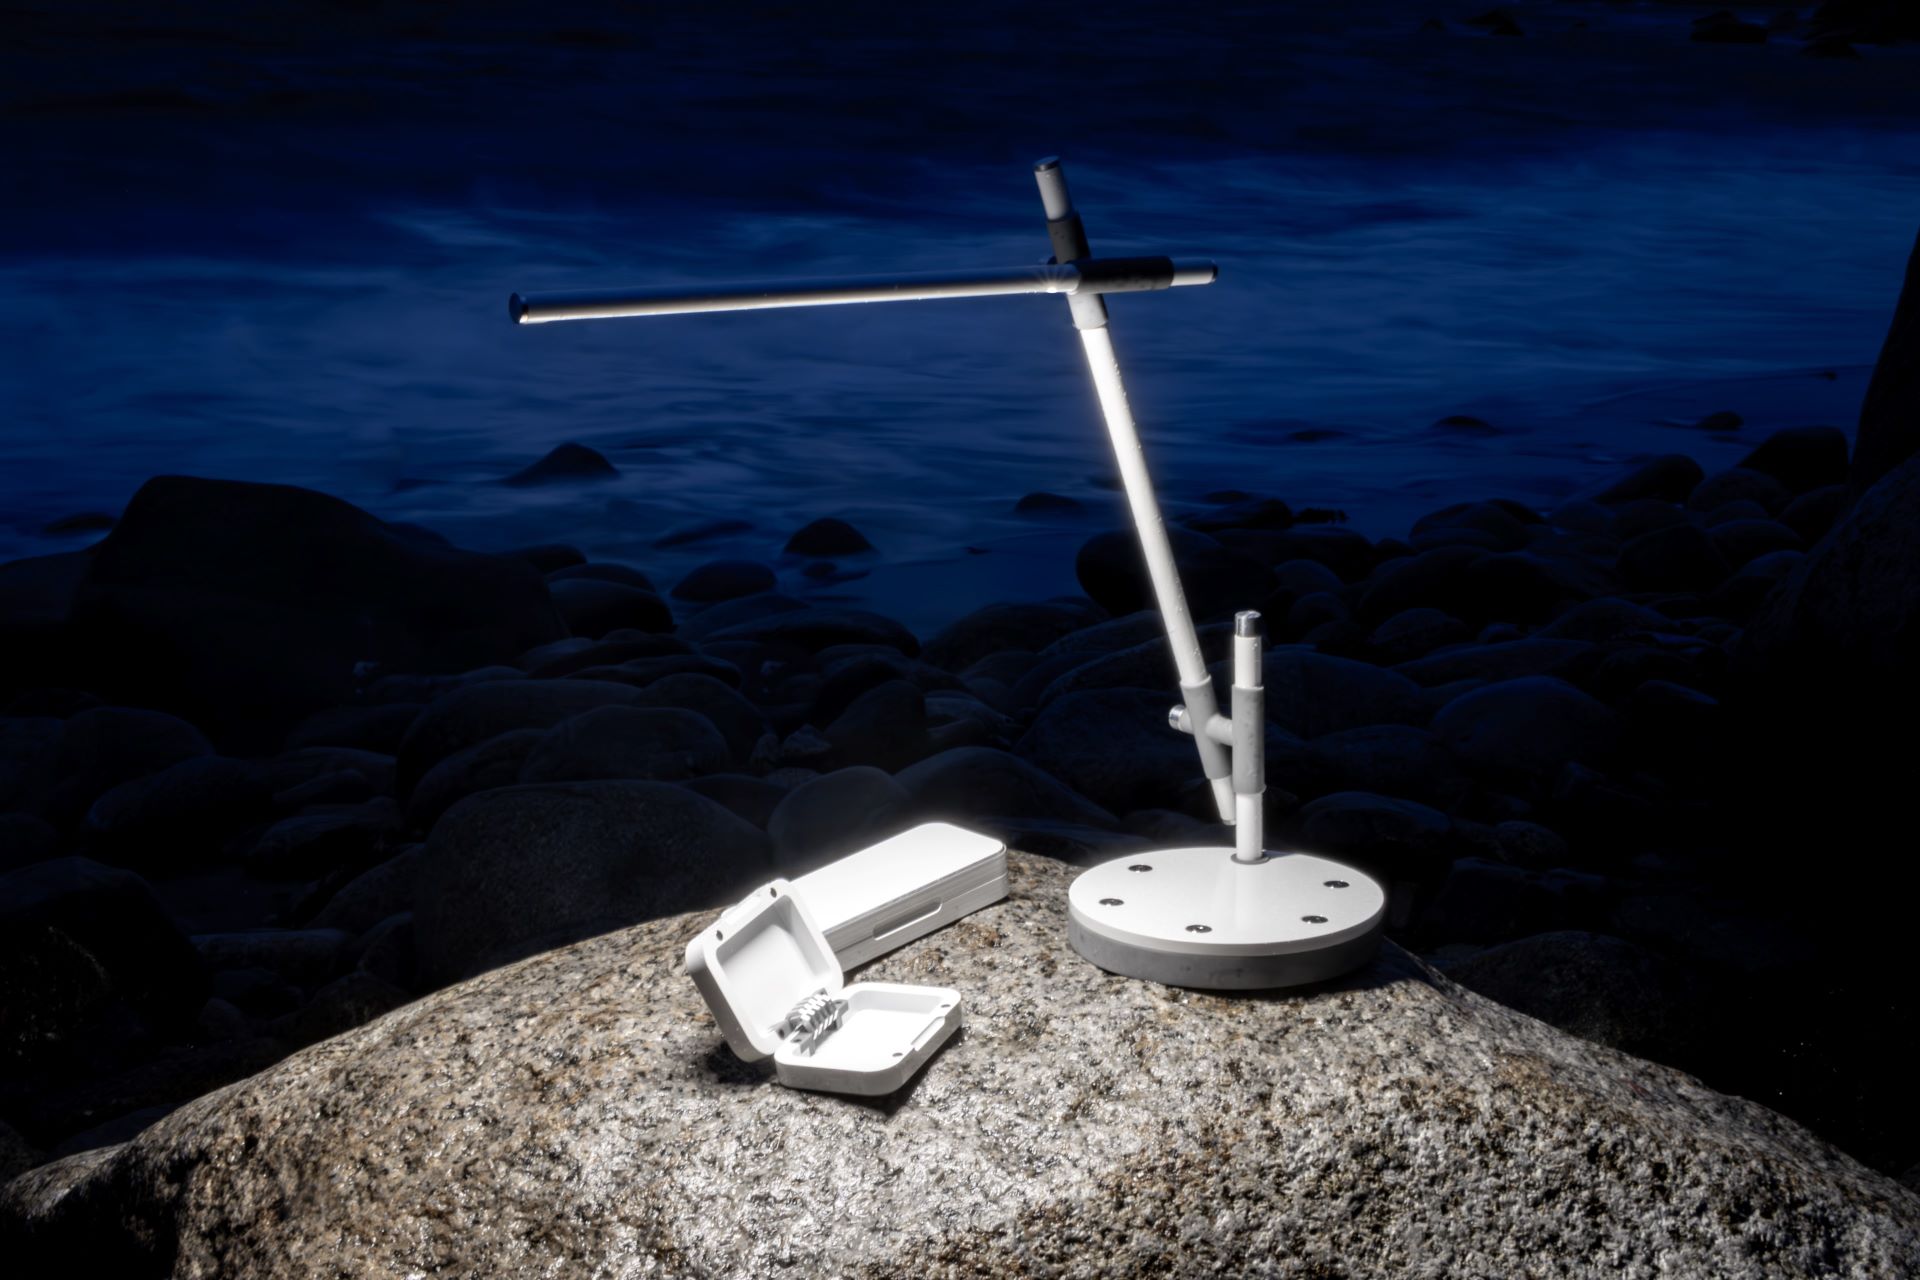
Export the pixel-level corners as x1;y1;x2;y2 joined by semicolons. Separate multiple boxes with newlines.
509;256;1217;325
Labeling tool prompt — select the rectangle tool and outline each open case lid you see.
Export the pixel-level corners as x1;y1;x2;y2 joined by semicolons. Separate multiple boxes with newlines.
684;878;965;1096
684;879;838;1063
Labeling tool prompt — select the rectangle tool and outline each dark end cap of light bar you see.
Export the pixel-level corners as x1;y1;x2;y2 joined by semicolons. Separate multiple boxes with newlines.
507;293;529;324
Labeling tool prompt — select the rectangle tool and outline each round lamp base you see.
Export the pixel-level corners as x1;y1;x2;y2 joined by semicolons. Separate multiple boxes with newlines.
1067;847;1387;990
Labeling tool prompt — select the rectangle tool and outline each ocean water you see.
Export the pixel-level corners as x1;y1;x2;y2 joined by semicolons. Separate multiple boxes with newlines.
4;1;1917;633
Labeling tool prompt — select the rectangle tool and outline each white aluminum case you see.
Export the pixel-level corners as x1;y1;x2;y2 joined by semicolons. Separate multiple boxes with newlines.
684;879;961;1096
790;823;1008;969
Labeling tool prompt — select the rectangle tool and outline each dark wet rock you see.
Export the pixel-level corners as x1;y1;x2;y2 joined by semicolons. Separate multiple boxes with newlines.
548;578;672;638
675;592;808;644
208;967;302;1018
670;560;776;604
517;706;731;786
0;717;64;817
1688;466;1794;516
45;707;213;823
6;852;1918;1278
822;679;929;773
311;848;422;935
63;478;564;748
81;757;275;868
1299;726;1470;811
270;747;397;799
1442;931;1695;1059
1423;859;1608;944
1262;647;1430;737
896;746;1116;829
679;773;785;829
415;781;771;983
1546;498;1612;535
0;552;88;680
628;674;766;767
1410;500;1533;552
0;858;205;1034
1618;522;1731;593
0;812;58;871
1610;499;1690;542
39;512;116;538
1032;625;1230;708
265;972;410;1052
1706;518;1804;568
1393;638;1595;688
1854;224;1920;492
282;703;422;755
1737;426;1849;494
704;606;918;657
405;728;545;830
1492;820;1572;870
243;801;402;880
507;544;586;574
921;600;1104;672
1285;590;1347;637
1592;455;1704;506
546;562;656;592
563;654;741;693
1703;498;1770;526
501;443;618;487
811;649;964;724
359;667;519;705
1075;527;1275;621
1;920;120;1073
1432;677;1619;784
1018;688;1275;816
783;517;873;556
1539;597;1668;642
1269;557;1345;600
192;928;352;991
1455;552;1570;625
1296;791;1456;881
396;679;645;794
1299;619;1370;657
1366;608;1471;664
11;1034;290;1156
1183;496;1293;534
1013;491;1082;515
1779;484;1849;544
765;767;913;874
1036;610;1166;660
353;913;417;990
0;1120;38;1183
1355;545;1482;624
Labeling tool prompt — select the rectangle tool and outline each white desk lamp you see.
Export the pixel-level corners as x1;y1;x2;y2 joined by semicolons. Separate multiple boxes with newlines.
511;157;1384;990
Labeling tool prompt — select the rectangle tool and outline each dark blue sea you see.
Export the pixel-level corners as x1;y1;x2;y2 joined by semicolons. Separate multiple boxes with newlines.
5;0;1917;631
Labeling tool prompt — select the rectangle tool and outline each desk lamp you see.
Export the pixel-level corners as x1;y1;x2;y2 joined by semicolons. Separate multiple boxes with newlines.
510;158;1384;989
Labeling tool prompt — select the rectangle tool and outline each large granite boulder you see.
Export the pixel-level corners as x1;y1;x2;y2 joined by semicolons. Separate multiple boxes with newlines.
62;477;566;748
4;855;1913;1277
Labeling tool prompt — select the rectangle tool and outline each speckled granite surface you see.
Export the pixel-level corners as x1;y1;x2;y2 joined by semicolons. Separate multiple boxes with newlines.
4;853;1916;1278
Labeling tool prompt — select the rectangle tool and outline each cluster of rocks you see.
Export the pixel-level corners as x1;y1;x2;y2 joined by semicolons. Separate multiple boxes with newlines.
0;414;1915;1197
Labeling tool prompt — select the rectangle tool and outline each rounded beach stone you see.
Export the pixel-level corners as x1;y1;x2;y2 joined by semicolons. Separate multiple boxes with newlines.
670;560;776;604
8;855;1909;1278
415;780;771;983
516;706;732;785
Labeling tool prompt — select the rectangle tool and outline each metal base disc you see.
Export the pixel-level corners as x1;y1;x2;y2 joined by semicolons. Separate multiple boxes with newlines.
1068;847;1387;990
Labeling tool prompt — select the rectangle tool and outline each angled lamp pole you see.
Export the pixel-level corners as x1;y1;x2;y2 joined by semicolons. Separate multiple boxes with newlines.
510;157;1384;989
